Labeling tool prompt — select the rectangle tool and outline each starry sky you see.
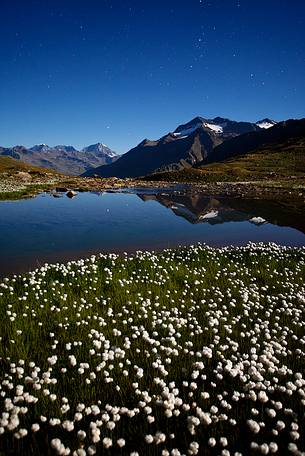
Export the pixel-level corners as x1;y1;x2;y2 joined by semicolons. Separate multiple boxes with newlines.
0;0;304;153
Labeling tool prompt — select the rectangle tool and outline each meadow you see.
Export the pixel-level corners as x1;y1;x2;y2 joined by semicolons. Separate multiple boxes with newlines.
0;243;305;455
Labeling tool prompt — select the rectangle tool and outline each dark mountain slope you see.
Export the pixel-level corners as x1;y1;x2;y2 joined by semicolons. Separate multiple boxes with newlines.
83;129;221;178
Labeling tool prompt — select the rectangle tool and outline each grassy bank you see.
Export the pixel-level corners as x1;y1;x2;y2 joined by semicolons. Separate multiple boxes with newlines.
0;244;305;455
0;184;59;201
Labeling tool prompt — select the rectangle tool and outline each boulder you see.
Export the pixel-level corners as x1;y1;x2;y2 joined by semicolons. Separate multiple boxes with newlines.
66;190;78;198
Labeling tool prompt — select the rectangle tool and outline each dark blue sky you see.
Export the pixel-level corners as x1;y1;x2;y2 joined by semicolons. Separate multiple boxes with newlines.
0;0;304;153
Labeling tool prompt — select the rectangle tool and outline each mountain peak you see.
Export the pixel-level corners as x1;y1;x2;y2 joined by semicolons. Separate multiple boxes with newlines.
29;144;51;152
256;118;277;129
81;143;118;158
174;117;207;137
212;116;230;124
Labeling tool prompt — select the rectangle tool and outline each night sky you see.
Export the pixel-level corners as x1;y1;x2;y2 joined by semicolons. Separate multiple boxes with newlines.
0;0;304;153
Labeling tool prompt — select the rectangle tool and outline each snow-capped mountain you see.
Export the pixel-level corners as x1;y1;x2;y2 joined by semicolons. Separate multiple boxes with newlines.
173;117;224;136
173;119;223;136
174;116;262;138
174;116;278;137
81;143;118;158
0;142;118;175
256;118;277;129
29;144;53;153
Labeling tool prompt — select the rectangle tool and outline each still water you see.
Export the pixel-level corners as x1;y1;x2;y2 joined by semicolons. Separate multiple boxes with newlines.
0;190;304;276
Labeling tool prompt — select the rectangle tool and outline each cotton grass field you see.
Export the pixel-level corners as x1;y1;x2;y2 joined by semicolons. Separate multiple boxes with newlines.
0;243;305;456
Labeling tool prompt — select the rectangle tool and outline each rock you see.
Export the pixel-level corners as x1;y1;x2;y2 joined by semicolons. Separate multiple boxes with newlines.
52;193;63;198
16;171;32;182
56;187;68;192
66;190;78;198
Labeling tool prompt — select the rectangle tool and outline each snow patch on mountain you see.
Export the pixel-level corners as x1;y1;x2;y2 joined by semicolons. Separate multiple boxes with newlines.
256;119;277;129
173;120;224;137
173;122;203;137
203;123;223;133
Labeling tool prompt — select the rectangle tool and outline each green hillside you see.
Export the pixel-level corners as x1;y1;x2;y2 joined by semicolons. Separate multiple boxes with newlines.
146;138;305;184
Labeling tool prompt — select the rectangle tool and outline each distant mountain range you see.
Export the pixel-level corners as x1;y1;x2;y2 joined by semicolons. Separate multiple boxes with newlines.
2;115;304;179
0;142;118;175
83;116;280;178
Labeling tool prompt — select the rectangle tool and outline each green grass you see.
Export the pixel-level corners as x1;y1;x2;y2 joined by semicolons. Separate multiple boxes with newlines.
0;244;305;455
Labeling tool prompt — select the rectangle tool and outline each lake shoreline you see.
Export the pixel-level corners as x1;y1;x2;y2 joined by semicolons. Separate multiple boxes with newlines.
1;170;305;203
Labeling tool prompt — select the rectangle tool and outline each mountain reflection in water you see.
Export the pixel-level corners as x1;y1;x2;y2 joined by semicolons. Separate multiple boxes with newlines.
137;192;305;233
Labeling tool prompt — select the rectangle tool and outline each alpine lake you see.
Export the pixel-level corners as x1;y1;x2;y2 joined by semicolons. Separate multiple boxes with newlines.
1;187;305;277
